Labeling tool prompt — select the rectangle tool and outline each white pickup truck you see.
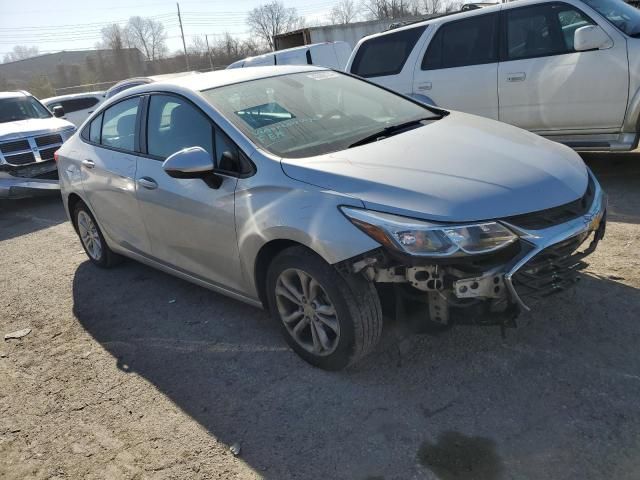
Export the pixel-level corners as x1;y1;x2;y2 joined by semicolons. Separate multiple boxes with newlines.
347;0;640;152
0;91;76;199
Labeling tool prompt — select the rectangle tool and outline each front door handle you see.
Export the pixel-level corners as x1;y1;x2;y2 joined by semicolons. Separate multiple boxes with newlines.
137;177;158;190
82;159;95;169
507;72;526;82
417;82;432;91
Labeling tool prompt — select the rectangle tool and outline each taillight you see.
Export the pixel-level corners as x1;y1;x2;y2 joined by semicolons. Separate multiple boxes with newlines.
54;150;59;162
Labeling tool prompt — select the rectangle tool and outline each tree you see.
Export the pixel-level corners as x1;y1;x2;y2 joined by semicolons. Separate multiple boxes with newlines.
126;16;168;61
422;0;442;14
99;24;128;50
3;45;39;63
444;0;461;12
330;0;359;24
246;1;303;51
362;0;413;19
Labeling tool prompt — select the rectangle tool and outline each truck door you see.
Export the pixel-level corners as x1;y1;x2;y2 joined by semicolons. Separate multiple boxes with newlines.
413;13;500;119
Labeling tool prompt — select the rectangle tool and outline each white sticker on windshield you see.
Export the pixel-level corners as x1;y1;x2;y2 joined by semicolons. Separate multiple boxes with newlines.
306;71;339;81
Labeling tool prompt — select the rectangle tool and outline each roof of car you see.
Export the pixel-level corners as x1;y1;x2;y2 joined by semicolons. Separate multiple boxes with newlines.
42;91;105;103
153;65;325;92
0;91;29;99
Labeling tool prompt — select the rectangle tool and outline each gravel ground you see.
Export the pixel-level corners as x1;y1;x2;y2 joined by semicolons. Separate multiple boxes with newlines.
0;155;639;480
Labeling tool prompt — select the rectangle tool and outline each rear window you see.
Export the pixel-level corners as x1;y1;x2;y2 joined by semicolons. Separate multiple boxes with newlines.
351;26;426;78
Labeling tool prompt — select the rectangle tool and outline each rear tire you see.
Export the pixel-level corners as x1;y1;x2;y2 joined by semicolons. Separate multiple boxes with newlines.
73;202;121;268
266;246;383;370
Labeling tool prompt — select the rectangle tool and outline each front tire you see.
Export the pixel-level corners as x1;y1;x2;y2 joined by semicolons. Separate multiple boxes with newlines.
73;202;121;268
266;246;383;370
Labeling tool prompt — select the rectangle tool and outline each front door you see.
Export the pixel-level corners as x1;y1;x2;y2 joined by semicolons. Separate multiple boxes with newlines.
498;2;629;132
135;94;244;291
413;13;500;119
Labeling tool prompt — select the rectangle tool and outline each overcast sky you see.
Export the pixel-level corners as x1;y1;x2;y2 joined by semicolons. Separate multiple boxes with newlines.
0;0;336;57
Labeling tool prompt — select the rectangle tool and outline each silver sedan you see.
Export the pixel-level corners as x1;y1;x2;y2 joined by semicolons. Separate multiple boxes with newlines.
57;66;606;370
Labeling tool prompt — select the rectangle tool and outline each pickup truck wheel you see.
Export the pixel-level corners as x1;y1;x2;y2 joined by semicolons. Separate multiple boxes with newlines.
267;246;383;370
73;203;121;268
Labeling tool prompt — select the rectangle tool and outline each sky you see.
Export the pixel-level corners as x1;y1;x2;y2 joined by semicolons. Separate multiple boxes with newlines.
0;0;337;58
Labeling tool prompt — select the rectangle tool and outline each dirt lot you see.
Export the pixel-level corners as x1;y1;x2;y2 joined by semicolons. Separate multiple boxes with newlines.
1;155;639;480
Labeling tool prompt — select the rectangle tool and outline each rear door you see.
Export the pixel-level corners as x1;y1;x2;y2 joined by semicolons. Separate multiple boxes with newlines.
413;13;500;119
134;93;244;291
349;25;428;95
80;96;151;254
497;2;629;132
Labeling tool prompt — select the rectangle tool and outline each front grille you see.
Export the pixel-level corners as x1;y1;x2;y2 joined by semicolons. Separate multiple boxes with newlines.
506;176;595;230
0;139;30;154
1;133;64;166
4;152;36;165
39;146;58;161
512;231;591;301
35;134;62;147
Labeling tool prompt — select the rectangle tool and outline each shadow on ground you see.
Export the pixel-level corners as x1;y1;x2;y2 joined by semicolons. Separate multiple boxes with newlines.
0;194;67;241
72;257;640;479
583;153;640;225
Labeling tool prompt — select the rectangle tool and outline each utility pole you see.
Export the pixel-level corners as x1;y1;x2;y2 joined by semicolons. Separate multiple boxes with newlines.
205;34;214;71
177;2;190;70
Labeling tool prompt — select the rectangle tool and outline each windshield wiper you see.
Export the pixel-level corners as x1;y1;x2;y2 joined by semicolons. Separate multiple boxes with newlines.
348;117;434;148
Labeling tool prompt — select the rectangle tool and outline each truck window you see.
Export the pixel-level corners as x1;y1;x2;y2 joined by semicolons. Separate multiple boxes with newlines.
505;4;594;61
351;26;426;78
422;14;498;70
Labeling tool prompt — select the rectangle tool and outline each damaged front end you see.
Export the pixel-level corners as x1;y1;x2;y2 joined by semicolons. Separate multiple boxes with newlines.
339;172;607;333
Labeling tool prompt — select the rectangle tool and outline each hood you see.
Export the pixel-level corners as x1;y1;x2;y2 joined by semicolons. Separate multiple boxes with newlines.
0;117;75;142
281;112;588;222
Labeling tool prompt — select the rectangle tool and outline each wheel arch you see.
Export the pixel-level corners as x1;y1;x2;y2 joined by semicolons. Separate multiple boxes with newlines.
253;239;306;310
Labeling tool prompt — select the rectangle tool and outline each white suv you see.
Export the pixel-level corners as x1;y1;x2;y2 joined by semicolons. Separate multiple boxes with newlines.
347;0;640;152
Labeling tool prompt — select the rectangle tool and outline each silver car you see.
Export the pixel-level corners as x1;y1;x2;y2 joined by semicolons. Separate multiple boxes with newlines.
57;66;606;370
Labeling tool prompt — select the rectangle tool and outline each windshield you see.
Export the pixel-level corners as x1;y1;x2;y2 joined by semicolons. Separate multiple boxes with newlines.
581;0;640;36
201;71;439;158
0;96;51;124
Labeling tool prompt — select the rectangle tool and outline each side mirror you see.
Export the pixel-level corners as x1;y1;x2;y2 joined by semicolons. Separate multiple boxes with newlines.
52;106;65;118
163;146;216;179
574;25;612;52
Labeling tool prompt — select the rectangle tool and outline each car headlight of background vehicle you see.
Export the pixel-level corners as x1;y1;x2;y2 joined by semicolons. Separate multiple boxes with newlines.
340;207;518;257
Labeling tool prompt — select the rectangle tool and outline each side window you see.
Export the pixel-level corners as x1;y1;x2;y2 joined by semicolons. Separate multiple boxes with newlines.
64;97;100;113
422;14;498;70
89;114;102;143
557;5;595;50
351;26;427;78
101;97;140;152
505;4;594;61
147;95;213;159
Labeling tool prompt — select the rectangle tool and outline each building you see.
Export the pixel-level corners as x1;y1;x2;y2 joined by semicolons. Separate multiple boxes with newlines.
0;49;145;97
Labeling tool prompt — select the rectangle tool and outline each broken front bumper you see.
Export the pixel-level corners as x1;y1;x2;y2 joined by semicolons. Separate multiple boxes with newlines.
0;160;60;199
502;175;607;311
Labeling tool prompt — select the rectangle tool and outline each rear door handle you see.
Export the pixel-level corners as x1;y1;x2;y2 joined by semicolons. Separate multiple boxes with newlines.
137;177;158;190
82;159;95;169
507;72;526;82
417;82;432;91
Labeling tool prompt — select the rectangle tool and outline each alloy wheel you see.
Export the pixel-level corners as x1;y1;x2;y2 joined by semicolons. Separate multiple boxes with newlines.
77;210;102;261
275;268;340;356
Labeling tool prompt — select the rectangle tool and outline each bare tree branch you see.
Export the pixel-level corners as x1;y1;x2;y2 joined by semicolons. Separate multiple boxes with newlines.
330;0;360;24
3;46;39;63
246;1;303;51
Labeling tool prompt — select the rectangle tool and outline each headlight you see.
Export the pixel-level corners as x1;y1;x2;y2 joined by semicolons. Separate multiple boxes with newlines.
340;207;518;258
